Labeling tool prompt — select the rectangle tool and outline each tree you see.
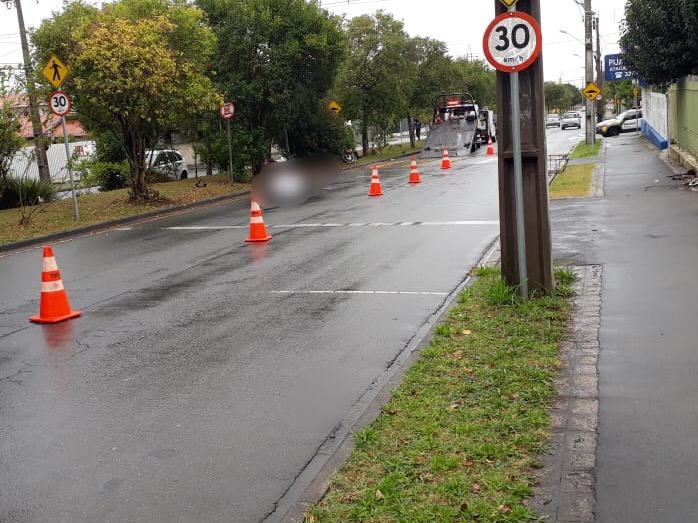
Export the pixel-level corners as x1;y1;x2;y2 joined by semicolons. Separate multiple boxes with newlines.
451;59;496;110
620;0;698;85
198;0;346;172
602;80;634;114
32;0;219;201
403;37;453;146
0;102;23;180
544;82;582;113
335;12;410;156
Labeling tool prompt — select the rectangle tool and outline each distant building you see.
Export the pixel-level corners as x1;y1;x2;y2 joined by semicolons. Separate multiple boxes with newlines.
2;93;89;143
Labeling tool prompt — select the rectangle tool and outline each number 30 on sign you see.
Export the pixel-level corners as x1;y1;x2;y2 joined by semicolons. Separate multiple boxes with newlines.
48;90;73;117
483;11;542;73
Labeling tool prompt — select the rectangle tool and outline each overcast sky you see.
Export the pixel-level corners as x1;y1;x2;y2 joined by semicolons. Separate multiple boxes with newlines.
1;0;628;87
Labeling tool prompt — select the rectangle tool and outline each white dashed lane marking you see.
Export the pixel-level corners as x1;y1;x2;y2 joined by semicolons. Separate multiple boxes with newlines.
163;221;499;230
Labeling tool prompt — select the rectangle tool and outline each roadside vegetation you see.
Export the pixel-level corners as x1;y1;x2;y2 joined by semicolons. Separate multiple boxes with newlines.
0;175;248;245
570;140;602;160
309;267;575;522
549;164;594;199
353;141;425;167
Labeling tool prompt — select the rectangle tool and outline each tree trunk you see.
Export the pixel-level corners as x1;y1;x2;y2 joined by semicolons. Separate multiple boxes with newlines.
361;121;369;157
407;114;415;147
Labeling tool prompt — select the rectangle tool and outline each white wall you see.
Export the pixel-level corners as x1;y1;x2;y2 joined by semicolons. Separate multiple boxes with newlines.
9;141;95;182
642;88;668;140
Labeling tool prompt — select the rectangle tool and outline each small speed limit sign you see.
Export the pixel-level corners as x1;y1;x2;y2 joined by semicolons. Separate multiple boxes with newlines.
483;11;542;73
48;90;73;117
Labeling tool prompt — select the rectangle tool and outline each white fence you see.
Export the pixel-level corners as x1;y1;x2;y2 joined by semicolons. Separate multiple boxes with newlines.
641;88;669;143
8;141;95;183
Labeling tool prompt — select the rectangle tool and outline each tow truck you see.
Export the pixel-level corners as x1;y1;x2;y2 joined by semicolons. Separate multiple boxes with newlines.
418;92;496;159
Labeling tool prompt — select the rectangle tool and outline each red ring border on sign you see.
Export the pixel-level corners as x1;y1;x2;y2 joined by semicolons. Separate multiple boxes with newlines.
48;90;73;117
219;102;236;120
482;11;543;73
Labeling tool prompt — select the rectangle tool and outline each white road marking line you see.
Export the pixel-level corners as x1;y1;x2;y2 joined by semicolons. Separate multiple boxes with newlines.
270;290;449;296
165;225;248;230
113;227;133;231
164;221;499;230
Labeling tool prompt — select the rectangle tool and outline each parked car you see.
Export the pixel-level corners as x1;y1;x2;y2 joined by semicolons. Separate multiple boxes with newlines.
561;111;582;130
545;114;561;128
596;109;643;137
145;149;188;180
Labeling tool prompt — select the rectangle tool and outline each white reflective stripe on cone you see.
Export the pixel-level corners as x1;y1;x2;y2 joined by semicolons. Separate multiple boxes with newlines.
251;201;262;212
42;257;59;272
41;280;65;293
250;216;264;224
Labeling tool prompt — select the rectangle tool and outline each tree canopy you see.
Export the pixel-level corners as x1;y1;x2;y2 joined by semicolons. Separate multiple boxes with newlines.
197;0;346;171
620;0;698;85
32;0;219;199
544;82;583;113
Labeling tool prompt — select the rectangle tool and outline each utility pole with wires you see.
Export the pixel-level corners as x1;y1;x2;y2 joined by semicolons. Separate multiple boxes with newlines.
2;0;52;183
584;0;595;145
594;13;604;122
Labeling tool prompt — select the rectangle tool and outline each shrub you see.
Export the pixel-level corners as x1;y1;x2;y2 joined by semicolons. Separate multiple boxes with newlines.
0;177;57;209
81;161;129;191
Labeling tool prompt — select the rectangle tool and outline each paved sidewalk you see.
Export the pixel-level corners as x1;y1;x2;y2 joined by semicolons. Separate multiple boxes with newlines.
551;133;698;522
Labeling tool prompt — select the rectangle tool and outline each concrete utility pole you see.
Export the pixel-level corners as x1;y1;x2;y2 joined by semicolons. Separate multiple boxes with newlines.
494;0;554;295
5;0;51;182
594;14;604;122
584;0;595;145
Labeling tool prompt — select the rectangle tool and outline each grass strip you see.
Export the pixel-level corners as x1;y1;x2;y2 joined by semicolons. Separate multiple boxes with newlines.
549;163;595;199
569;140;601;160
0;175;249;245
309;267;575;522
354;141;425;166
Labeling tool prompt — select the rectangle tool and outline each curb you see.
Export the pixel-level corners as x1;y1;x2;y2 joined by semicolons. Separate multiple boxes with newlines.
264;236;501;523
0;190;251;255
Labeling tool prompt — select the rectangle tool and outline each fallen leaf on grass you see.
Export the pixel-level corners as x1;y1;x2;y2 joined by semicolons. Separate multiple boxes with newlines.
498;504;512;514
471;483;481;493
451;350;464;360
449;400;464;411
304;514;316;523
463;367;474;374
463;460;475;467
461;329;472;335
375;489;384;500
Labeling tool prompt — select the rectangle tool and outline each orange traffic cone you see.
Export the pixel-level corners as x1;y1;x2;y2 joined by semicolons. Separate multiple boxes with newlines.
368;165;383;196
408;157;421;185
245;198;272;242
441;148;452;170
30;246;81;324
486;137;495;156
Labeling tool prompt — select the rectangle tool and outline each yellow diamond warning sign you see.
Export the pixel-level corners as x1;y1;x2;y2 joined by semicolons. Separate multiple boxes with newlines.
581;82;602;101
499;0;518;7
328;100;342;115
42;54;70;89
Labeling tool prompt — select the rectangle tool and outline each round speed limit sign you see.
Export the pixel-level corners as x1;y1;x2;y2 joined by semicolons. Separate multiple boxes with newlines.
48;90;73;117
483;11;542;73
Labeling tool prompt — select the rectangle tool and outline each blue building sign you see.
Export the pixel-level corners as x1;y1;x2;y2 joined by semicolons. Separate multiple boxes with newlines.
604;54;634;81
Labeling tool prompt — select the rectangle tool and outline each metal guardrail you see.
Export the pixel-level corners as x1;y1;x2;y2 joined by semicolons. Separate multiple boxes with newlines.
547;154;569;180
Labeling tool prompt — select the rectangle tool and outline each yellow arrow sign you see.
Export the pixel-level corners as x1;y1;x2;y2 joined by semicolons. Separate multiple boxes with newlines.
42;54;70;89
499;0;518;7
328;100;342;115
581;82;602;101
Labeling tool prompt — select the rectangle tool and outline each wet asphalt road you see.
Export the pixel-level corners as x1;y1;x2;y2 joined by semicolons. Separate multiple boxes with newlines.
0;129;579;523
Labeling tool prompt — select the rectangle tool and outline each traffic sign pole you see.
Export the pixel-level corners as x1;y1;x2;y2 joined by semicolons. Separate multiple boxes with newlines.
487;0;553;297
227;119;233;179
48;90;79;221
509;68;528;299
62;116;79;221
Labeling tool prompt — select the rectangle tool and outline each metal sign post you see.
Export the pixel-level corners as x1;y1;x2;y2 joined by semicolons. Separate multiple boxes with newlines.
509;70;527;298
220;102;236;179
49;90;79;221
483;6;542;298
